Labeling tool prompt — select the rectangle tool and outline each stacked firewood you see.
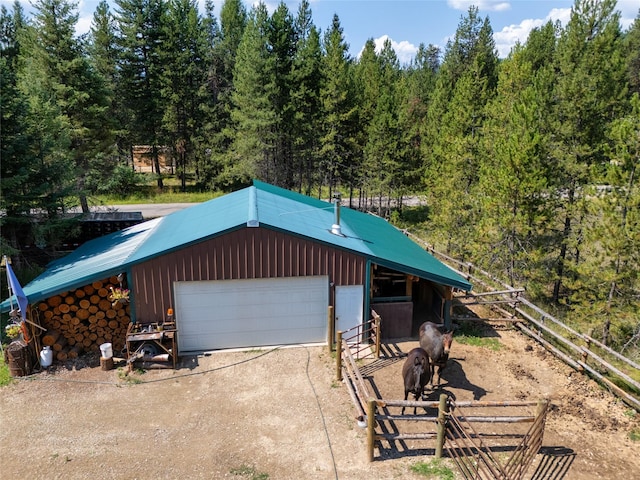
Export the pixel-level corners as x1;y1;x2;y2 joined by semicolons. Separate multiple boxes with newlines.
35;276;130;361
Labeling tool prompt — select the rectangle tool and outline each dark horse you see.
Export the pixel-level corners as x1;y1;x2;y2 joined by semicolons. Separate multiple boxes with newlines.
418;321;453;388
401;347;431;414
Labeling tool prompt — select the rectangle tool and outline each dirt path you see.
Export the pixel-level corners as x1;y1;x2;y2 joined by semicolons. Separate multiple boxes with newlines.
1;323;638;479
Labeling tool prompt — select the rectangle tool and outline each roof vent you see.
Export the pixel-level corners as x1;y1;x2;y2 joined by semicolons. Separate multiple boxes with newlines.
330;193;343;236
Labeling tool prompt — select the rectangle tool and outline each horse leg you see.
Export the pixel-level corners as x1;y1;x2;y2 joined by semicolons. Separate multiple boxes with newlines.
430;362;436;388
414;389;423;415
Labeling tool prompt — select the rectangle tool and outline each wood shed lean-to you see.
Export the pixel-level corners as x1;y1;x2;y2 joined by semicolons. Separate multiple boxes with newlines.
1;180;471;354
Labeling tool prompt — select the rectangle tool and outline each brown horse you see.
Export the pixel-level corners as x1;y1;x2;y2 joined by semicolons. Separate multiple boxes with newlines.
401;347;431;414
418;321;453;387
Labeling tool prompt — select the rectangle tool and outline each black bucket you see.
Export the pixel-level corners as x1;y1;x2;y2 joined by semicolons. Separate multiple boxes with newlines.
4;340;32;377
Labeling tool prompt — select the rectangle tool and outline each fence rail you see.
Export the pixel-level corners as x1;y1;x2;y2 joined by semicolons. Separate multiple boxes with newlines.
409;234;640;411
444;400;549;480
336;311;381;420
362;392;549;477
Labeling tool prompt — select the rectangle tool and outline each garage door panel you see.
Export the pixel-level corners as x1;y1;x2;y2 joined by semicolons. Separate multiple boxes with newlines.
175;276;329;352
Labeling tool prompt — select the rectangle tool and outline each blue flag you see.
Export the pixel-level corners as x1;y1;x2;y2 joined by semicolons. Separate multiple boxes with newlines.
5;258;28;321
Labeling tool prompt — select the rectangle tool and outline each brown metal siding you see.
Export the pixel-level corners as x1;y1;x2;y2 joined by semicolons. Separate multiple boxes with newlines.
131;227;367;322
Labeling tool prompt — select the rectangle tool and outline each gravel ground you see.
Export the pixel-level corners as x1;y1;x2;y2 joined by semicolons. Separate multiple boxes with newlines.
1;324;639;480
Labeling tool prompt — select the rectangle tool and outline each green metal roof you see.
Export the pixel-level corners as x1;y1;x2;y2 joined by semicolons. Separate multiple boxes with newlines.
1;181;471;312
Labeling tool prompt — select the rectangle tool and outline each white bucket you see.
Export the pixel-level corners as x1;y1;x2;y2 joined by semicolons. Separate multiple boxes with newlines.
100;342;113;359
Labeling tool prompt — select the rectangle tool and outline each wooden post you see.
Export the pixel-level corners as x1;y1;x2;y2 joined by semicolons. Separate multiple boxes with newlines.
444;287;453;330
405;275;413;296
435;393;448;459
327;306;335;352
367;398;376;462
581;337;591;366
336;331;343;382
374;315;381;358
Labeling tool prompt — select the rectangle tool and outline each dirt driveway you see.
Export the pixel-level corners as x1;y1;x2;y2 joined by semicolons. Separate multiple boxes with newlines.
1;324;639;479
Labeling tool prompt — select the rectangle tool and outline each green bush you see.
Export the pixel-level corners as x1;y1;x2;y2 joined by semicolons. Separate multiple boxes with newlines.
92;165;152;197
0;353;12;386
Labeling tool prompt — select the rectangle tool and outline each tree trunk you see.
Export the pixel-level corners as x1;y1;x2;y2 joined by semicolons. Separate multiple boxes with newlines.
153;144;164;189
553;187;575;303
77;170;89;213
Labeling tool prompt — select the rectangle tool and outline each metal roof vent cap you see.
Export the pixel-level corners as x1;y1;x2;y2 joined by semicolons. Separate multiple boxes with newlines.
331;193;343;236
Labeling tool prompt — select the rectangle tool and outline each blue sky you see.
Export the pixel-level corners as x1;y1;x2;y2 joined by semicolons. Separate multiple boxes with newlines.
6;0;639;63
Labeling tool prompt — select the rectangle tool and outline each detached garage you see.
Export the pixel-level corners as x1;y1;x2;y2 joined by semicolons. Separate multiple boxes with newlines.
2;180;472;357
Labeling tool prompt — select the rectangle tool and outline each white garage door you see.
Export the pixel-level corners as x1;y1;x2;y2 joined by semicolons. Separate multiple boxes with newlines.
174;276;329;352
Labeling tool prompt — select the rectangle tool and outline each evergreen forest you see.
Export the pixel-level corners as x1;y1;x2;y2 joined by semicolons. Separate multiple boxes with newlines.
1;0;639;357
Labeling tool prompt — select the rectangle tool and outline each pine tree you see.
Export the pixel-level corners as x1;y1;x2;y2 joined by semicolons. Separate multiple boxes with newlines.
352;39;380;207
86;0;130;193
569;94;640;348
218;0;246;80
362;39;401;217
115;0;168;188
201;0;246;189
20;0;113;215
160;0;209;191
422;6;498;258
480;37;556;289
290;0;322;195
268;1;296;189
1;2;42;254
319;14;357;198
396;44;441;206
624;10;640;97
5;1;79;252
550;0;627;303
224;2;275;188
88;2;119;99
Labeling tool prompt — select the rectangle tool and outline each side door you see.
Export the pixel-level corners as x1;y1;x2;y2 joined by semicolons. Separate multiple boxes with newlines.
335;285;364;336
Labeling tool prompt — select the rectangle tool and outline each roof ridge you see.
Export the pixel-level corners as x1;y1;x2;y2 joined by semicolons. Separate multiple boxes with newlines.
123;216;164;262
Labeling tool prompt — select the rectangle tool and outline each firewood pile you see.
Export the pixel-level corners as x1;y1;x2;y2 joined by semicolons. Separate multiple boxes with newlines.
35;276;130;362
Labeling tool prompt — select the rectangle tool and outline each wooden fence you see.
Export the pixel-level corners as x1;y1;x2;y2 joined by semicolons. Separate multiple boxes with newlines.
408;235;640;412
337;324;550;478
444;399;549;480
360;390;549;479
335;311;381;421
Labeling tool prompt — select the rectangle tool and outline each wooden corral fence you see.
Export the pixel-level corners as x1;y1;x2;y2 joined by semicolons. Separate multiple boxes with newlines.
335;310;382;421
362;394;549;471
444;399;550;480
407;233;640;412
333;309;381;358
336;319;550;478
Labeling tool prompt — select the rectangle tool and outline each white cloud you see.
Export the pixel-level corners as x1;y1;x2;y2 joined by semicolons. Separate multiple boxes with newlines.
546;7;572;26
448;0;511;12
77;15;93;36
357;34;418;66
617;0;639;30
252;1;277;14
493;7;571;58
493;18;542;58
